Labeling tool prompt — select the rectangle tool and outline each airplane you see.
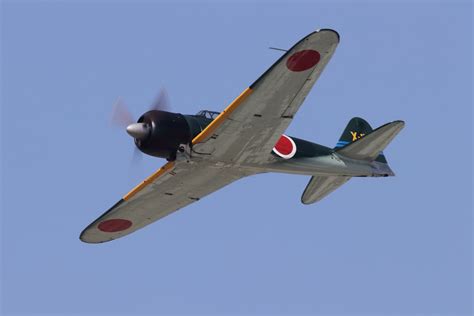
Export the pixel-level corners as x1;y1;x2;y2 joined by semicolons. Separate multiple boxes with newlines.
80;29;404;243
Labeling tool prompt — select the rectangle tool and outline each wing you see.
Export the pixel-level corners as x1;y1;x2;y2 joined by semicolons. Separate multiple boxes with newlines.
192;29;340;164
80;160;248;243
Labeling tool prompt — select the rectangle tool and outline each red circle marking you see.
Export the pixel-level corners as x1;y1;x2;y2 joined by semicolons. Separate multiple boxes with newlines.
98;219;132;232
286;50;320;72
274;135;294;156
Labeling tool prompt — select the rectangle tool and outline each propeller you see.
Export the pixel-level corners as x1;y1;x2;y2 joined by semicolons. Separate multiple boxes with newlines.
150;87;170;112
111;97;134;128
110;88;170;165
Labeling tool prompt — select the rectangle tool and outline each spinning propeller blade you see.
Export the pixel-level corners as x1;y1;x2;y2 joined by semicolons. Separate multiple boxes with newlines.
111;97;134;128
110;87;171;166
131;146;142;166
149;87;170;111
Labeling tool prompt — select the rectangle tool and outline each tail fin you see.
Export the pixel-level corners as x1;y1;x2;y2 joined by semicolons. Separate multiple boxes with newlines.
335;117;373;148
335;117;389;163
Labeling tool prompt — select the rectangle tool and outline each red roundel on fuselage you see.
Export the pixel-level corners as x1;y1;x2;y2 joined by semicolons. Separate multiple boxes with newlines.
273;134;296;159
286;50;320;72
98;219;132;232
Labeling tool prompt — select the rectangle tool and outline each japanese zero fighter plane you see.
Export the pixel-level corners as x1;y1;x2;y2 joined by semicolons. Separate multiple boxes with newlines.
80;29;404;243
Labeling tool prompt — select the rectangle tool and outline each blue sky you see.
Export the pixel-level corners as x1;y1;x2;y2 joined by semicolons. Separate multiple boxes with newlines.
1;1;472;315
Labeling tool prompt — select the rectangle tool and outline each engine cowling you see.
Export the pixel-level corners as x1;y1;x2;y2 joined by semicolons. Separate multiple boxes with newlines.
134;110;192;160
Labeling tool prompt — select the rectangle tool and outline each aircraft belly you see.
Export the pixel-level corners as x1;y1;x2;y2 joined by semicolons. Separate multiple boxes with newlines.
252;155;377;176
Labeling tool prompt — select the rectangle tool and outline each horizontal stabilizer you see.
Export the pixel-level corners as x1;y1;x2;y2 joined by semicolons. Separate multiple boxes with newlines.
301;175;351;205
336;120;404;161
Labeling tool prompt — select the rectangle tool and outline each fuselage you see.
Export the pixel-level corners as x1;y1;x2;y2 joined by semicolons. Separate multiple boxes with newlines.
129;109;393;178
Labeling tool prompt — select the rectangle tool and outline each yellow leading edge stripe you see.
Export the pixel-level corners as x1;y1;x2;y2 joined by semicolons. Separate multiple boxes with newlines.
123;161;175;201
192;87;252;144
122;87;253;201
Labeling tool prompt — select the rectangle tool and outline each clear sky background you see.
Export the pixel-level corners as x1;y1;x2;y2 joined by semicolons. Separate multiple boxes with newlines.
1;1;472;315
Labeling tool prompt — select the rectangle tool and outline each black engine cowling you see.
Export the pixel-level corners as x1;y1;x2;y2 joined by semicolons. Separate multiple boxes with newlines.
134;110;192;160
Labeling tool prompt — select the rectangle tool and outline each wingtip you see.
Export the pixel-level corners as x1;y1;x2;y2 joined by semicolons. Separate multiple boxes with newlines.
395;120;405;125
316;28;340;43
79;224;92;243
300;197;315;205
393;120;406;129
79;229;96;244
79;230;110;244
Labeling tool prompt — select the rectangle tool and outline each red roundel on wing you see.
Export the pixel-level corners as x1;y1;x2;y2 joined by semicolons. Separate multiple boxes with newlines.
98;219;132;232
286;50;320;72
274;135;294;155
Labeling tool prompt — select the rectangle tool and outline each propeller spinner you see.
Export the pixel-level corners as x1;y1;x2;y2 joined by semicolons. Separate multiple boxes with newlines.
110;88;195;161
126;123;150;140
111;88;170;142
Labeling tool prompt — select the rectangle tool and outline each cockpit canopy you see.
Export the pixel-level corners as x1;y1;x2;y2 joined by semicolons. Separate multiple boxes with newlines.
195;110;220;120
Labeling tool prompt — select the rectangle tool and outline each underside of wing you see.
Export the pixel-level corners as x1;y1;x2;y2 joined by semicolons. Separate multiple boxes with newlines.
80;161;249;243
192;29;340;165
